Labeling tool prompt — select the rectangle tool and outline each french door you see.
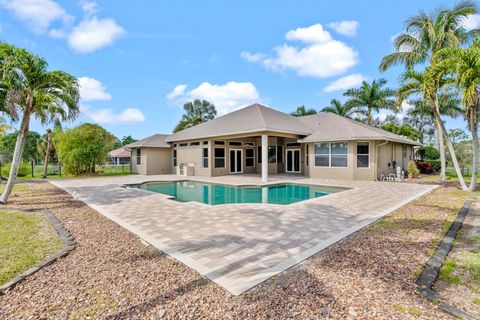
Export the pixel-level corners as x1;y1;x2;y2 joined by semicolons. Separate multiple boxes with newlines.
229;149;243;174
286;149;301;173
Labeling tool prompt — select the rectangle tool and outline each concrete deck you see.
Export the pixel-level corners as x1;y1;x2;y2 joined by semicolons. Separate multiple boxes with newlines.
51;174;437;295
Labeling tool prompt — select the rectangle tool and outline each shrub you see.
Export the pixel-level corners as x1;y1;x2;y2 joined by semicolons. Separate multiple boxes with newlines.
415;161;434;174
408;160;420;176
429;160;441;172
417;146;440;160
1;162;30;177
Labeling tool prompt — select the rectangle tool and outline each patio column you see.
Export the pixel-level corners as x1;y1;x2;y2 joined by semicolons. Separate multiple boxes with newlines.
261;134;268;182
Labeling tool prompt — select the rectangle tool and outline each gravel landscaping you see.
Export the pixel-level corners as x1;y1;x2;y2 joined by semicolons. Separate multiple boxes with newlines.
0;181;468;319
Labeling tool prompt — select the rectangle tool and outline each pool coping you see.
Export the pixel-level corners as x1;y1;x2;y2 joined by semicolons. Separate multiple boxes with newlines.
54;179;438;295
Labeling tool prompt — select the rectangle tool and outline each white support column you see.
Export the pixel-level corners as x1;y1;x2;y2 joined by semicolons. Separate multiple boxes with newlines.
261;134;268;182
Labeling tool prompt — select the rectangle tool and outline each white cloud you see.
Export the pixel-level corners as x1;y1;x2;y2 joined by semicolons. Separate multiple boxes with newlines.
0;0;73;33
327;20;359;37
323;73;365;92
78;77;112;101
166;84;187;100
240;51;266;62
400;101;414;114
167;81;260;115
462;14;480;30
80;0;98;17
68;17;124;53
81;105;145;124
242;23;358;79
285;24;331;43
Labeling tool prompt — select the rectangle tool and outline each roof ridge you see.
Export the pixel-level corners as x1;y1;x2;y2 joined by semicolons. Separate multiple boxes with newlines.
255;103;268;128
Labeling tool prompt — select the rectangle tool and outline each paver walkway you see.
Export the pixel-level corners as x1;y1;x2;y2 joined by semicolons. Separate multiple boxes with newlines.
52;175;436;295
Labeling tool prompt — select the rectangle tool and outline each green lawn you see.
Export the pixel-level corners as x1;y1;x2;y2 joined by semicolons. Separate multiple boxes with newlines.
13;164;135;180
0;210;63;285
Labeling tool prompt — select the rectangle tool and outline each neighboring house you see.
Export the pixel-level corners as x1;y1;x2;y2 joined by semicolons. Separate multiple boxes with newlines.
108;147;131;166
130;103;420;181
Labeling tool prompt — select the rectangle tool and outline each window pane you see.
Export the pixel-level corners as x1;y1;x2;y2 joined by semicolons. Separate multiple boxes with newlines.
229;141;242;146
277;146;283;163
246;148;254;157
215;159;225;168
257;146;262;163
331;155;347;167
246;158;254;167
314;143;329;155
214;140;225;145
357;155;369;168
173;159;177;166
203;148;208;157
357;142;369;155
331;142;347;154
214;148;225;157
315;155;329;167
268;146;277;163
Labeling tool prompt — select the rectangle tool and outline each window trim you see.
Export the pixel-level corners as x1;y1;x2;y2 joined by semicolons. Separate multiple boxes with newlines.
314;142;348;168
202;147;209;168
305;145;309;167
245;148;255;167
173;149;177;167
356;141;370;169
136;148;141;165
214;147;226;168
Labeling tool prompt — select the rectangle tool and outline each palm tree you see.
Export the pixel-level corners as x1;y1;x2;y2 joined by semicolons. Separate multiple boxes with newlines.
41;128;53;179
173;99;216;133
0;43;80;203
343;79;396;125
290;105;317;117
320;99;358;118
397;69;467;189
431;40;480;190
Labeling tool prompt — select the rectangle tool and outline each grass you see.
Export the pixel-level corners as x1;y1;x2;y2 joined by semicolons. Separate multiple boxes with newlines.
0;184;30;193
13;164;134;180
440;259;461;285
0;210;63;285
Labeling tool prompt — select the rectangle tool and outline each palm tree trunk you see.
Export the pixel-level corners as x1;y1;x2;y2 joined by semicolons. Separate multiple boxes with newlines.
433;102;468;191
42;129;52;179
469;106;478;191
435;117;446;182
0;103;31;204
367;106;372;125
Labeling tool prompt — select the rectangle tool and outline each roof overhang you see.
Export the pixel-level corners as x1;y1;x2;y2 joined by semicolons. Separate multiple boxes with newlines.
165;128;311;142
297;136;422;146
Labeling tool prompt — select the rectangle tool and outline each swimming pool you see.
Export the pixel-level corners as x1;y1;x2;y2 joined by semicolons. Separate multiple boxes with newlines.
129;180;347;205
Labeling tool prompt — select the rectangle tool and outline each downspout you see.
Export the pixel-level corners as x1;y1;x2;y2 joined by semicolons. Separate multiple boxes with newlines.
375;140;389;181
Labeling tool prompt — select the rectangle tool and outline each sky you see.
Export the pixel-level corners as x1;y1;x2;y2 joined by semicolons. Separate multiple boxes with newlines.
0;0;478;139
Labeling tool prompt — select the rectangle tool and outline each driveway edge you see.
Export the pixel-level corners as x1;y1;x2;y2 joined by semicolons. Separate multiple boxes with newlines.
0;209;76;295
416;196;475;320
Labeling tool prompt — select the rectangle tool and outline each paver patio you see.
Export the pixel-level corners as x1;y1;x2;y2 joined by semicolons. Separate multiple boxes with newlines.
52;174;436;295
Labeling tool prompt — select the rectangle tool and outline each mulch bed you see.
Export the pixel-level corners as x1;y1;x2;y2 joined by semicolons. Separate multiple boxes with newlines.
0;181;466;319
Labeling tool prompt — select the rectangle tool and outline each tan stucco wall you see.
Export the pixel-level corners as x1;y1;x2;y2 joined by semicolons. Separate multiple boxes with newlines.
377;142;413;179
176;143;211;176
131;147;172;175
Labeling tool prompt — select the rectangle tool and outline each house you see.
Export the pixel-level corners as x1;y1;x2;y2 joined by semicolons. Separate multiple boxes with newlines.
129;103;420;181
108;147;131;166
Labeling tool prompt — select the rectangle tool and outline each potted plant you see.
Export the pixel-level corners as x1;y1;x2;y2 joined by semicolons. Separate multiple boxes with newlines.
407;160;419;179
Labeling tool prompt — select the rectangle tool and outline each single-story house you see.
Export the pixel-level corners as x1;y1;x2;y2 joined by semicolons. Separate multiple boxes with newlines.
129;103;421;181
108;147;131;166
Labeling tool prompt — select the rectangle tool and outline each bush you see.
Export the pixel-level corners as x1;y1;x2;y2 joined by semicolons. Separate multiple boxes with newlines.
415;161;434;174
417;146;440;160
408;160;420;176
429;160;441;172
1;162;30;177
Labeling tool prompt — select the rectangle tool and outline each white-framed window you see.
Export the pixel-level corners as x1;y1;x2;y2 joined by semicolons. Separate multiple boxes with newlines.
245;148;255;167
136;148;141;165
203;147;208;168
214;140;225;145
314;142;348;168
357;142;369;168
179;143;188;147
173;149;177;167
229;141;243;146
214;148;225;168
190;141;200;146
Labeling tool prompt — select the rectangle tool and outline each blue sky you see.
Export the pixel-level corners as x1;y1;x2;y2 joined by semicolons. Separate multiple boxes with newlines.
0;0;478;139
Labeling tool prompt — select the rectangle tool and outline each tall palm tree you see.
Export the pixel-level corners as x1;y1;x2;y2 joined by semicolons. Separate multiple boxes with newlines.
431;40;480;191
343;79;396;125
0;43;80;203
320;99;359;118
397;69;468;189
290;105;317;117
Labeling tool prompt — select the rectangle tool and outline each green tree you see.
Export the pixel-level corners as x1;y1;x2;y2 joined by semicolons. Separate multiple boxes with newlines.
0;131;42;163
381;123;420;141
343;79;396;125
432;40;480;190
380;1;478;190
173;99;216;133
290;105;317;117
54;123;116;175
0;43;79;203
320;99;358;118
121;135;136;146
449;129;468;146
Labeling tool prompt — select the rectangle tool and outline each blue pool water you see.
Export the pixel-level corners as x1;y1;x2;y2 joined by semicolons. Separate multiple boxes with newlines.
129;180;346;205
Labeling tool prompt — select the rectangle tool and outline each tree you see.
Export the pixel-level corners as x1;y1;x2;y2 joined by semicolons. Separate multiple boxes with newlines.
343;79;396;125
381;123;421;141
0;43;80;203
432;40;480;190
379;1;478;190
320;99;358;118
290;105;317;117
173;99;216;133
41;129;52;178
54;123;116;175
121;135;136;146
0;131;42;163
